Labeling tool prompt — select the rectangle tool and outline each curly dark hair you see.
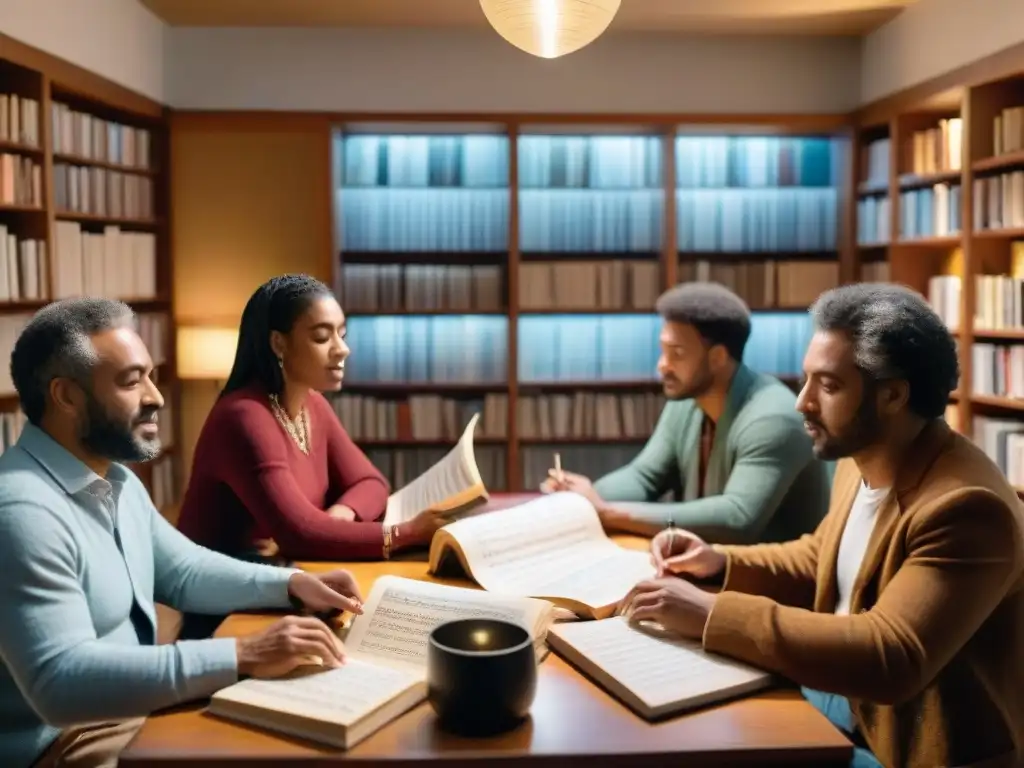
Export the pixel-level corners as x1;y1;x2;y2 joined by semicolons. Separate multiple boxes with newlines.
654;281;752;360
10;298;136;424
810;282;960;419
219;274;334;398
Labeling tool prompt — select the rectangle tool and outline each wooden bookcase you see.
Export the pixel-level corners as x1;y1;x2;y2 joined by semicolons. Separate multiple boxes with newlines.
0;37;180;513
854;62;1024;495
327;117;854;492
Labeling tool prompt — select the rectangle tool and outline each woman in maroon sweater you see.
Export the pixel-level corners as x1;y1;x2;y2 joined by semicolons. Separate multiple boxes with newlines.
176;274;443;638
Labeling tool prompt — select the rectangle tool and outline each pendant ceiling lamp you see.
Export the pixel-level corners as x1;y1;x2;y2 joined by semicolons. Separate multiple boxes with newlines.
479;0;622;59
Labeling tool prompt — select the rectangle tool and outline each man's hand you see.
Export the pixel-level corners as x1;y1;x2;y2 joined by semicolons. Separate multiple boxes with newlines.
617;577;716;640
236;615;346;678
288;569;364;615
650;527;726;580
541;468;591;494
327;504;357;522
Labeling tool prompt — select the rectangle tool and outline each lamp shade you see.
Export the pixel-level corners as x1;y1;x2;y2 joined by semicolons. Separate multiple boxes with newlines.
176;326;239;381
479;0;621;59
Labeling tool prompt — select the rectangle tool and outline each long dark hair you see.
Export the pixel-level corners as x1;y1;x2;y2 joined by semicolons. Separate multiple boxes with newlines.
219;274;334;399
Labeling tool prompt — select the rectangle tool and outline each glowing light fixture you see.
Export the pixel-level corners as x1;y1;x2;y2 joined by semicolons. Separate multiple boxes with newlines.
479;0;622;59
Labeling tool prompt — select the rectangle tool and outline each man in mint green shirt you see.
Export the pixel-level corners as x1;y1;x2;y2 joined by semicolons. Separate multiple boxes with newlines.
546;282;830;545
0;298;366;768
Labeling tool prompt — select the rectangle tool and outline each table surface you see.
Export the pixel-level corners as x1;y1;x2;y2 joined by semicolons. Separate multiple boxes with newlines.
121;493;853;767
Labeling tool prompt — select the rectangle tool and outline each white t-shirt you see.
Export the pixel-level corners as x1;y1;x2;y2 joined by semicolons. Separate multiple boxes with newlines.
834;480;890;616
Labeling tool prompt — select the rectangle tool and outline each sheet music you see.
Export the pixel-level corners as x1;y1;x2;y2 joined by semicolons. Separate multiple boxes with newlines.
213;659;422;724
550;616;770;710
346;575;546;672
383;413;482;526
443;492;656;609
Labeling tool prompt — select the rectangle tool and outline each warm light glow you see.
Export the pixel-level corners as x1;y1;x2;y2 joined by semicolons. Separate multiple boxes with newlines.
479;0;621;59
470;629;492;647
176;326;239;381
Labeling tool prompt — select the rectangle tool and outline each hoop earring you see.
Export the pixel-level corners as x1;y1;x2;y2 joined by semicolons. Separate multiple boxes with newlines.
277;356;284;370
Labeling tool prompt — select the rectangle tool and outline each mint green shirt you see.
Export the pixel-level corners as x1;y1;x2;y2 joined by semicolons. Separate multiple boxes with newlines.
0;424;299;767
594;364;831;544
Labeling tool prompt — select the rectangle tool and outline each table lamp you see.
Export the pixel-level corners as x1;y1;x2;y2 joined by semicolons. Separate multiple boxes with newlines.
176;326;239;386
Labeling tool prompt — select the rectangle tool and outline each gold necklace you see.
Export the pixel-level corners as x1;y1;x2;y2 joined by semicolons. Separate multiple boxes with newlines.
269;394;310;455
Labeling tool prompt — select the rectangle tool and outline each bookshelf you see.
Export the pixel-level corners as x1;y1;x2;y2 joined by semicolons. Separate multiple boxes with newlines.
853;64;1024;495
0;43;179;513
330;120;849;492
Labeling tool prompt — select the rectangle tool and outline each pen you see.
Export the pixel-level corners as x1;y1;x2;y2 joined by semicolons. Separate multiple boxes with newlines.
554;452;565;484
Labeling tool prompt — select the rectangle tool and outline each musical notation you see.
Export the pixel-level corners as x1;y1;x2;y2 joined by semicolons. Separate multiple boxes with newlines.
442;492;656;610
352;585;530;668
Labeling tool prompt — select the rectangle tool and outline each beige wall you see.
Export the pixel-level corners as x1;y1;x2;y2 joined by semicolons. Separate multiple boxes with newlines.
171;114;333;480
0;0;165;101
862;0;1024;103
165;27;863;114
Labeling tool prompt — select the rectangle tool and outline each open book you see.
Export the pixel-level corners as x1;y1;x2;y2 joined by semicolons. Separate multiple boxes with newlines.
207;575;555;749
383;413;488;526
547;616;773;720
427;491;655;619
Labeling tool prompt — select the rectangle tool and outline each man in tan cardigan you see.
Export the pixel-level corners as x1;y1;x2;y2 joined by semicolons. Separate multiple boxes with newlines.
620;283;1024;768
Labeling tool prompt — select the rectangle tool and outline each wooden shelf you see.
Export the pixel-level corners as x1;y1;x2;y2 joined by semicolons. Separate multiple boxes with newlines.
972;149;1024;172
973;227;1024;239
53;152;157;175
894;235;962;247
0;42;178;510
897;170;961;189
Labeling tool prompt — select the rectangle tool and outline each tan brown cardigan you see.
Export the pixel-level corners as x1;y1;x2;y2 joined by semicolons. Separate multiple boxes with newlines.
704;419;1024;768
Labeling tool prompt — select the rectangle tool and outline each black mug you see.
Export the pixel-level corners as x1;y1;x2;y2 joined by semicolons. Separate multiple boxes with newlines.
427;618;538;737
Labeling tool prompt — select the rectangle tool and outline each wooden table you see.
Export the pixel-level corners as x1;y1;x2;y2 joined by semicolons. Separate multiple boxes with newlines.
122;494;853;766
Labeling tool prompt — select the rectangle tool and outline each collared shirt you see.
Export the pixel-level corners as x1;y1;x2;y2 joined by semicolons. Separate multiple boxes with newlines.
0;423;297;768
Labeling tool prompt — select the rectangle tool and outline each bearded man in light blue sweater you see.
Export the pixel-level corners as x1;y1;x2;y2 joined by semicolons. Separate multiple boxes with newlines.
0;298;365;768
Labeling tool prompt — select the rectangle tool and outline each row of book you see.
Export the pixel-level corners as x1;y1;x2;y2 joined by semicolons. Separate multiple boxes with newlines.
0;153;42;207
51;222;158;301
338;135;508;188
971;344;1024;400
0;314;29;395
517;392;663;441
337;264;503;314
907;119;963;175
928;274;961;332
341;312;817;384
149;453;178;511
991;107;1024;158
975;272;1024;332
675;188;838;252
972;171;1024;233
973;415;1024;489
0;230;47;302
899;184;961;239
338;134;839;190
859;137;890;190
344;315;508;384
336;187;841;254
519;261;661;311
54;164;155;221
677;259;839;310
856;195;890;245
51;102;152;170
137;312;170;369
521;445;642;491
327;393;509;442
0;93;40;148
0;410;26;455
363;445;507;494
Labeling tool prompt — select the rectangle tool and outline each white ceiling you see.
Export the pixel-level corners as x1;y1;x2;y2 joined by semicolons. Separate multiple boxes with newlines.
140;0;918;35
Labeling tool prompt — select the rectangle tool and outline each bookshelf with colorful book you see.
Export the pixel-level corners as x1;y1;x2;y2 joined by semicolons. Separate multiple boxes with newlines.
854;52;1024;495
329;118;850;493
0;38;180;514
